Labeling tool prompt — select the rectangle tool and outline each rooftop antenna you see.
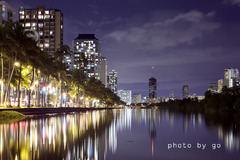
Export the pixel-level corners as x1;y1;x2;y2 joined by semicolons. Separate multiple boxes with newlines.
151;66;155;78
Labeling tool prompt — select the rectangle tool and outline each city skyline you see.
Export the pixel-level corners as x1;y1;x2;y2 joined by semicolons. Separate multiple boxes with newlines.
5;0;240;97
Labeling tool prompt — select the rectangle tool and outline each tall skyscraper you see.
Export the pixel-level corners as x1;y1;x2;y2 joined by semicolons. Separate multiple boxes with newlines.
100;57;107;88
117;89;131;105
149;77;157;99
72;34;102;81
182;85;189;99
0;0;15;25
19;6;63;56
108;70;117;93
224;68;239;88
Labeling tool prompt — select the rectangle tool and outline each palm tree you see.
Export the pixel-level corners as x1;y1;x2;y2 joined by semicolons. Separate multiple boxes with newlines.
71;69;86;107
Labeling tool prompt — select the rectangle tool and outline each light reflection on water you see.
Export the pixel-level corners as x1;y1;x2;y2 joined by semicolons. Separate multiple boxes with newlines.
0;109;240;160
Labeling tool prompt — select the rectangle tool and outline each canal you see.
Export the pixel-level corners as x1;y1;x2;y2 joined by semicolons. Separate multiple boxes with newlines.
0;109;240;160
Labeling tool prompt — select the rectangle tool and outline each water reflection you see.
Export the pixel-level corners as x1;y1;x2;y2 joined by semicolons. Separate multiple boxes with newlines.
0;109;240;160
0;110;113;160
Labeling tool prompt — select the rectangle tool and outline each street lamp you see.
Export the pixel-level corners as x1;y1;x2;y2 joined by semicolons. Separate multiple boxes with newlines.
14;62;20;67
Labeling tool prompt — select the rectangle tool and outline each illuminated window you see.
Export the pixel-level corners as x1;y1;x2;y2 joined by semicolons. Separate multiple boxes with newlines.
31;23;36;27
25;23;30;27
61;25;63;29
19;11;24;15
44;15;50;19
44;43;49;48
38;11;42;14
50;31;53;35
38;23;43;27
45;10;49;14
39;31;43;36
20;15;24;19
38;15;43;19
1;5;5;12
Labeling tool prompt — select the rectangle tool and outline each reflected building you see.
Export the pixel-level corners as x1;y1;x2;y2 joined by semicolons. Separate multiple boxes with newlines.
0;110;114;160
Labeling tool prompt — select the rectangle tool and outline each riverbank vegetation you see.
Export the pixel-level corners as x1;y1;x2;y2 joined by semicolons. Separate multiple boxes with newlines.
149;86;240;113
0;22;124;108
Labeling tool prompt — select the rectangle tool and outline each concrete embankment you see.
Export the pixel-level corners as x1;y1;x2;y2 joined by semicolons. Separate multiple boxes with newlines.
0;107;110;115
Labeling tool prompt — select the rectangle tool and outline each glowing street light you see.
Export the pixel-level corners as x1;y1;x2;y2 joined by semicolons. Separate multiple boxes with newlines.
34;81;38;85
63;93;67;100
14;62;20;67
42;86;46;93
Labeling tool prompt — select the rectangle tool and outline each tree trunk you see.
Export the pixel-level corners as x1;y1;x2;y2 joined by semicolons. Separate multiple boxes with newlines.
17;63;22;108
60;80;62;107
1;53;4;106
4;60;16;106
47;76;50;107
28;67;34;107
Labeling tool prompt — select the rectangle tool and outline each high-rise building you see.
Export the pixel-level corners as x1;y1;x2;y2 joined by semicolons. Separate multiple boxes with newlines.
100;57;107;88
132;94;142;104
117;89;131;105
208;83;218;93
218;79;229;93
0;0;15;25
169;91;174;98
19;6;63;56
182;85;189;99
224;68;239;88
149;77;157;99
107;70;117;93
72;34;101;81
63;51;74;76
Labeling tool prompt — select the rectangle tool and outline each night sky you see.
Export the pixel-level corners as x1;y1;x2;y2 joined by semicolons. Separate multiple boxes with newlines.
6;0;240;98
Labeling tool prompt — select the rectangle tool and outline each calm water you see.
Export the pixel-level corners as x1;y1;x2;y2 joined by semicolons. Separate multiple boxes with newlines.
0;109;240;160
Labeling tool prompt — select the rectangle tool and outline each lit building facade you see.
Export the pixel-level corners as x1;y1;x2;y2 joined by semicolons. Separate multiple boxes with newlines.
182;85;189;99
132;94;142;104
63;51;74;76
208;83;218;93
100;57;107;88
224;68;239;88
19;6;63;56
0;0;14;25
149;77;157;99
108;70;117;93
72;34;101;81
117;89;131;105
169;91;174;98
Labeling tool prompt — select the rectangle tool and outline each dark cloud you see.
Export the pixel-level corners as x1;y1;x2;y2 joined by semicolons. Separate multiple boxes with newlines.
224;0;240;6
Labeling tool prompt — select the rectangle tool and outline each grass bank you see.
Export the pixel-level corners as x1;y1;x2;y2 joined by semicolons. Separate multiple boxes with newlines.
0;111;26;124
